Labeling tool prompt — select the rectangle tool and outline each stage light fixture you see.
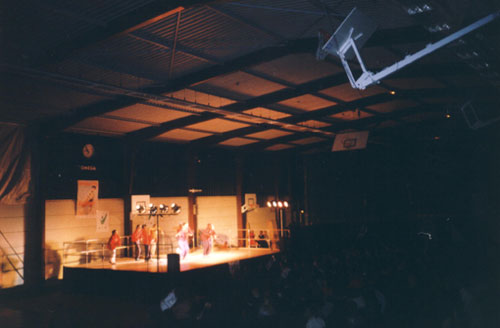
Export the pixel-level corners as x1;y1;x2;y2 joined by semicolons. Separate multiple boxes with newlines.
171;203;181;214
136;204;145;213
284;201;289;208
159;204;168;213
278;201;283;208
267;201;272;208
272;201;277;207
149;203;158;214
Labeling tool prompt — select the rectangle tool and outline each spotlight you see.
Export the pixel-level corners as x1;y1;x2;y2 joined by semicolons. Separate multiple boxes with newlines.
272;201;277;207
278;201;283;208
149;203;158;214
159;204;168;213
267;201;272;208
284;201;289;208
136;204;145;213
170;203;181;214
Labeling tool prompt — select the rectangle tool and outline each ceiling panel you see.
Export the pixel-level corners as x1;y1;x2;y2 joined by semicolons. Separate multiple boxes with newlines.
154;128;213;142
199;71;287;99
69;117;151;134
105;103;192;123
320;83;388;102
165;89;236;108
366;99;419;114
219;137;259;147
185;118;250;133
298;120;331;128
331;110;374;121
243;107;291;120
245;129;293;140
251;53;343;85
278;94;335;111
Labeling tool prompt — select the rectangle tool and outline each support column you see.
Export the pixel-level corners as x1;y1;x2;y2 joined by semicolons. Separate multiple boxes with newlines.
123;144;136;255
24;126;46;286
186;149;197;246
236;155;244;247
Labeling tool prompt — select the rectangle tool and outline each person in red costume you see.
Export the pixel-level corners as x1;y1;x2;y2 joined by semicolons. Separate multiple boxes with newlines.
131;224;142;260
141;224;151;261
200;223;216;256
107;230;121;264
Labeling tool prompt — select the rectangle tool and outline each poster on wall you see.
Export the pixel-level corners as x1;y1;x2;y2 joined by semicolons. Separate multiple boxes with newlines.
96;211;109;233
76;180;99;218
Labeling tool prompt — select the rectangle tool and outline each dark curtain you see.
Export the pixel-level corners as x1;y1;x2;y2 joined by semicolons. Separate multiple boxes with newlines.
0;124;31;204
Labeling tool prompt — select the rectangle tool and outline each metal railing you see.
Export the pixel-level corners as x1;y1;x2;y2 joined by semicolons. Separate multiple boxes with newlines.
237;228;290;249
0;230;24;281
62;235;175;266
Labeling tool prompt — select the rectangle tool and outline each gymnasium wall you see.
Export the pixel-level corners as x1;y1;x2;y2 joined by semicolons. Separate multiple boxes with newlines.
44;198;124;279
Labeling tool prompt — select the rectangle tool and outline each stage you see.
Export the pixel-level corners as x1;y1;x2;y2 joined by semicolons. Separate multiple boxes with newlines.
62;247;280;300
64;247;279;273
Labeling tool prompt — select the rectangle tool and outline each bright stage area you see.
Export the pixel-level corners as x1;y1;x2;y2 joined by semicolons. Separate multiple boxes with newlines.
64;247;279;273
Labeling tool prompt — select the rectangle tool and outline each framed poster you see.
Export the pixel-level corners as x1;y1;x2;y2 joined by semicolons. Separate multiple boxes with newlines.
76;180;99;218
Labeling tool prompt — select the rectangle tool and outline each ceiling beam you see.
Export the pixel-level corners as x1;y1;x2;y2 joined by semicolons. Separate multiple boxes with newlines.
129;30;220;65
124;112;219;143
42;37;317;133
189;125;267;148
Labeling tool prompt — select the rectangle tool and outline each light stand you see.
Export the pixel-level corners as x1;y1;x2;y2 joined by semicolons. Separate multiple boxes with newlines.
135;203;181;272
267;200;289;238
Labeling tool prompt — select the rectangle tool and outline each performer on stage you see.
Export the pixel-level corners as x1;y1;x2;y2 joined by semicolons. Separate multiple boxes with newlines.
141;224;151;261
150;224;160;258
200;223;216;256
176;222;193;260
131;224;142;260
107;230;121;264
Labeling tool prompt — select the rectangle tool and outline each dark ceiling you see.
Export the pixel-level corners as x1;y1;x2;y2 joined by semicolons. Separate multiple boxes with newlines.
1;0;499;152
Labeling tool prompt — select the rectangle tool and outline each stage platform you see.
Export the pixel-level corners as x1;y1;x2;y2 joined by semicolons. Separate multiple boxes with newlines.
64;247;279;273
63;248;279;300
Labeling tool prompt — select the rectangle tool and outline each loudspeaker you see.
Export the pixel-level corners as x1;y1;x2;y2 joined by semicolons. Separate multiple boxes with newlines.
167;253;180;273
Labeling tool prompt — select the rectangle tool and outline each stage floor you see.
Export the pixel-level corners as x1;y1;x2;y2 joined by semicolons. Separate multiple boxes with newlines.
65;247;279;273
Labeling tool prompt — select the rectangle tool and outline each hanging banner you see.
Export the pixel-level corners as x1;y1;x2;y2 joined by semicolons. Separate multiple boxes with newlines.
76;180;99;218
96;211;109;233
